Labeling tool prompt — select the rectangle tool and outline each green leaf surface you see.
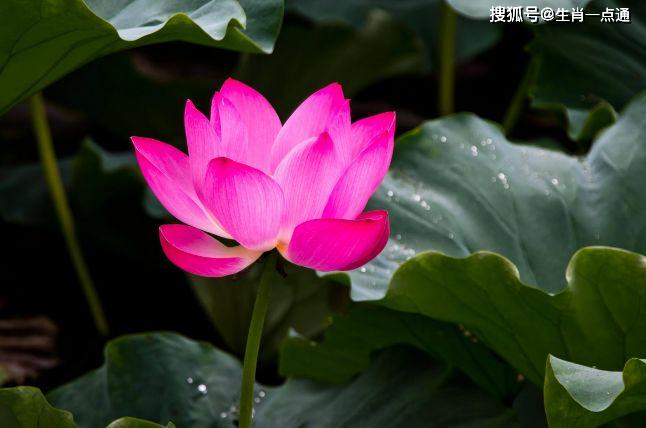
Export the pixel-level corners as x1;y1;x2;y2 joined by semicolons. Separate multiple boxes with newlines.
545;355;646;427
0;390;177;428
381;247;646;386
0;0;283;115
567;101;617;143
0;387;75;428
447;0;592;19
529;0;646;136
190;259;348;361
235;12;426;116
286;0;502;69
48;333;519;427
346;91;646;301
280;304;518;399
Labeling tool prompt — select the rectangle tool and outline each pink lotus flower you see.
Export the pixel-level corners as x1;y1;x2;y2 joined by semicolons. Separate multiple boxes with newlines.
132;79;393;277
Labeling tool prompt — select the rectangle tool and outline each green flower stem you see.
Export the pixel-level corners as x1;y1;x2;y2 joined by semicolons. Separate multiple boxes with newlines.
438;1;457;116
28;93;109;337
503;57;539;135
239;252;276;428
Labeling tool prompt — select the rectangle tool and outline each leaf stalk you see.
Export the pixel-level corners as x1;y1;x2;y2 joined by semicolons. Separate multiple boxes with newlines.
503;57;540;135
438;1;457;116
28;93;109;337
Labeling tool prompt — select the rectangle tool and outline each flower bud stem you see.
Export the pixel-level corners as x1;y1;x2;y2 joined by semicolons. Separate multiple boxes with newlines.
503;57;539;136
438;0;457;116
28;93;109;337
239;251;276;428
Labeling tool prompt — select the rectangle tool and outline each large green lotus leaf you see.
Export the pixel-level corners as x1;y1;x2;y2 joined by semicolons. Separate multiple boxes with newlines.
48;333;519;427
545;355;646;427
0;390;174;427
0;387;75;428
189;259;348;361
280;304;518;399
529;0;646;137
285;0;502;69
235;12;426;116
447;0;592;19
346;92;646;301
382;247;646;387
0;0;283;116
